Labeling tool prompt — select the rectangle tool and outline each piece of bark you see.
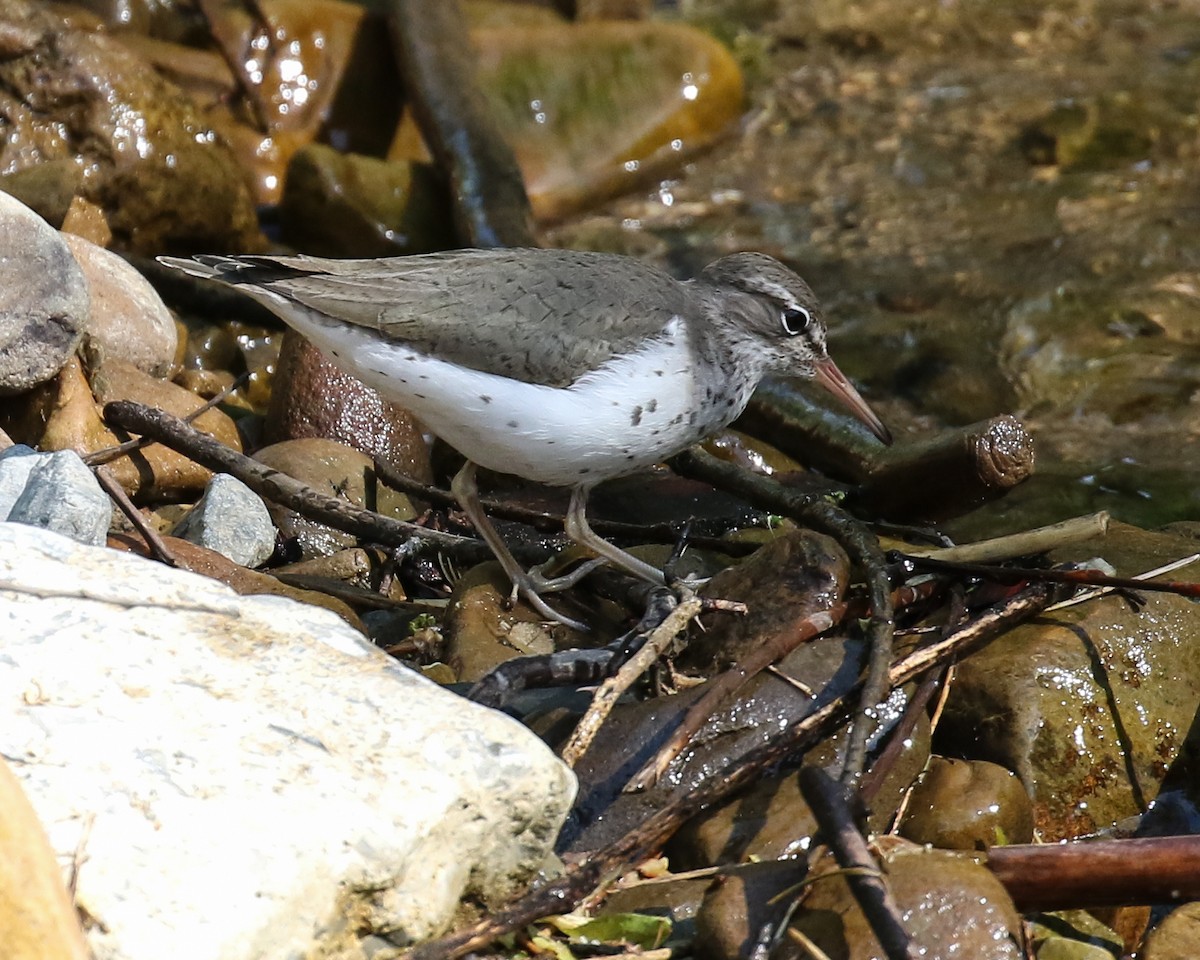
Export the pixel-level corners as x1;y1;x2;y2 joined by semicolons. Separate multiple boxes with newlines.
987;836;1200;910
846;415;1034;521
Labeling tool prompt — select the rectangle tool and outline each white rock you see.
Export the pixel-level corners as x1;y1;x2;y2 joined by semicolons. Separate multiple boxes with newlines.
170;473;276;567
0;524;575;960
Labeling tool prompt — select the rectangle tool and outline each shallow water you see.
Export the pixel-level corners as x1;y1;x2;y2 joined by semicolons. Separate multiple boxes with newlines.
552;0;1200;537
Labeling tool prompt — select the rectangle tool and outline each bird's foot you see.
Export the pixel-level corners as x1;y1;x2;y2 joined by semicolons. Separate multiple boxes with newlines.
503;572;592;632
526;556;609;593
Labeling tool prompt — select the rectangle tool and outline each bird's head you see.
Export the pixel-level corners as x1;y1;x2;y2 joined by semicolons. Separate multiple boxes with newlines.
700;252;892;445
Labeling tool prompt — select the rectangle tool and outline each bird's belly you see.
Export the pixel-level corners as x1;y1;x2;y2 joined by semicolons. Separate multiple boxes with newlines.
296;318;745;488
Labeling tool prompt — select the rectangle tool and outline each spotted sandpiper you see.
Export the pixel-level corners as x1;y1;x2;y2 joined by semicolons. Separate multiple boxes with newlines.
160;248;891;626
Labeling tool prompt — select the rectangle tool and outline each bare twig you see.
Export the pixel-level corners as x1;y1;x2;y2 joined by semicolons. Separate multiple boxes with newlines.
987;835;1200;910
93;464;178;566
905;553;1200;598
799;767;916;960
101;400;471;551
84;372;250;468
560;593;703;767
904;511;1110;563
372;457;758;556
1045;553;1200;611
624;602;848;792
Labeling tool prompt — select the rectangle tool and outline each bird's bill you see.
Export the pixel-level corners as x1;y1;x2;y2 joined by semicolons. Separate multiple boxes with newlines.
813;358;893;445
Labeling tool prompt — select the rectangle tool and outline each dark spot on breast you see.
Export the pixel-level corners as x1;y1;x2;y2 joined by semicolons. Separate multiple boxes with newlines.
670;414;683;425
507;420;519;429
654;369;665;377
688;411;699;425
647;399;658;412
651;429;661;436
630;405;643;427
626;454;636;461
479;395;492;404
415;392;426;399
419;374;429;380
331;351;340;358
725;397;735;407
579;468;591;475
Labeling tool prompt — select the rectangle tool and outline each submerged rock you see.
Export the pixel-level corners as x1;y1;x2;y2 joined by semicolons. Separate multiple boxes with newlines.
0;0;260;253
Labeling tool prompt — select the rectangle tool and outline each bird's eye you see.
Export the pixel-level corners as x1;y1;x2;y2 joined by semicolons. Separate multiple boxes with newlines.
781;306;812;336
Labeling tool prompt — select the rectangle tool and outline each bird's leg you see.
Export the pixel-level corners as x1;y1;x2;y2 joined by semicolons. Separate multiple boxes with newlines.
562;486;668;586
450;461;590;631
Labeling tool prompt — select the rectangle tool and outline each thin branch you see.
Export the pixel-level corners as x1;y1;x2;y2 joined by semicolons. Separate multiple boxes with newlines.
624;602;847;792
84;372;250;467
799;767;916;960
372;457;758;555
93;464;178;566
560;593;703;767
904;553;1200;598
101;401;471;551
904;511;1110;563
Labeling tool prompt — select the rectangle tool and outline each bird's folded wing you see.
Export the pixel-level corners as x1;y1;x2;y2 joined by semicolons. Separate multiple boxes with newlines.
232;249;697;387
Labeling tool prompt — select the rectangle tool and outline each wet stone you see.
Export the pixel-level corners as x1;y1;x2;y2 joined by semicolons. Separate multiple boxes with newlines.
280;145;455;258
779;840;1023;960
936;522;1200;840
251;437;416;561
1;448;110;546
265;335;435;488
0;0;260;253
897;756;1035;850
63;234;178;379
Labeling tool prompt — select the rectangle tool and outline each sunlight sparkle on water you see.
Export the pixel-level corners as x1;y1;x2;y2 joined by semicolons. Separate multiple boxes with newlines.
278;57;305;83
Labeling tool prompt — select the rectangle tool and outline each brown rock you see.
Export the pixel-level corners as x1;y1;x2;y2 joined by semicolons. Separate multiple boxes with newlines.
672;712;930;869
0;757;89;960
127;0;401;206
937;522;1200;840
683;529;851;672
692;860;808;960
265;333;435;485
107;533;363;630
389;21;745;222
63;234;178;378
898;756;1035;850
60;195;112;247
88;358;243;499
1142;902;1200;960
279;145;455;258
1;356;114;455
0;0;260;253
781;841;1023;960
252;437;416;559
441;562;581;683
